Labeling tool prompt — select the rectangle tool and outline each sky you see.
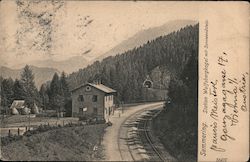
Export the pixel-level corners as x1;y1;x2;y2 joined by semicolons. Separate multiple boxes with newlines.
0;1;199;68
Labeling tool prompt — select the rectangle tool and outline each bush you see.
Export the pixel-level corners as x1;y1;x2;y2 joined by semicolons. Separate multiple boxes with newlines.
37;110;57;117
153;103;197;161
79;116;88;121
96;119;106;124
23;124;60;137
1;135;22;146
35;113;47;118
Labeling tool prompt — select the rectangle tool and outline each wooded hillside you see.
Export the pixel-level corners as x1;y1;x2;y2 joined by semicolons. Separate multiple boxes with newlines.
68;24;199;103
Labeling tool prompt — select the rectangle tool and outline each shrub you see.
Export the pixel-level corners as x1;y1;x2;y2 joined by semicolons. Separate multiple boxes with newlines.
1;135;22;146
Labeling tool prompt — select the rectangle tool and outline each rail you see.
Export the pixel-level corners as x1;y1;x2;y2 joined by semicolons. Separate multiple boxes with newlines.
143;117;165;161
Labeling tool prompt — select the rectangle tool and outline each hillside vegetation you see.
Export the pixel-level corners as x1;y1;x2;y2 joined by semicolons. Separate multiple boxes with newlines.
152;26;198;161
1;124;106;161
68;24;199;103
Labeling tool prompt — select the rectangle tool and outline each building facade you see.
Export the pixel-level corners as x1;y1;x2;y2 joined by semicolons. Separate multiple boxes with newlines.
71;83;116;121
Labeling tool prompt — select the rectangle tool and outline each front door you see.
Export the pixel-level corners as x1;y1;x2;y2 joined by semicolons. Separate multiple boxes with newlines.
93;107;98;116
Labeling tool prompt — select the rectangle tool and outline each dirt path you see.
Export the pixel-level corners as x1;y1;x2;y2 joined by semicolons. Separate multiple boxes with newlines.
102;102;164;161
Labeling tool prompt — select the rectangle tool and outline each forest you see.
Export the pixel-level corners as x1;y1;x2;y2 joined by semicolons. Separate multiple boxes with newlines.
1;24;198;120
0;65;71;116
67;24;199;103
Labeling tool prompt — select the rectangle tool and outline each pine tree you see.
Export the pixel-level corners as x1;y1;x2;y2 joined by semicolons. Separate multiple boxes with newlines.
60;72;70;99
39;83;49;112
20;65;40;107
13;79;26;100
60;72;71;116
0;78;14;114
50;73;64;117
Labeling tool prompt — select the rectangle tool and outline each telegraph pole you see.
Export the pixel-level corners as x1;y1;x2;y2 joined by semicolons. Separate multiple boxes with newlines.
28;110;31;130
43;94;46;114
121;101;124;113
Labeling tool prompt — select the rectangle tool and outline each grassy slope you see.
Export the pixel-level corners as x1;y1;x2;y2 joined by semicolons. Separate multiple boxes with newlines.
152;104;197;162
1;124;106;161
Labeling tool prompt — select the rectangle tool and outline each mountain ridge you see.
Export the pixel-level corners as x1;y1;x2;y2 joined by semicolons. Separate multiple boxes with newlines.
8;20;196;73
0;66;60;88
12;56;88;74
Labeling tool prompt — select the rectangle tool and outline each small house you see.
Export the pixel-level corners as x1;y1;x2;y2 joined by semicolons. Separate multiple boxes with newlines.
10;100;39;115
71;83;116;122
10;100;29;115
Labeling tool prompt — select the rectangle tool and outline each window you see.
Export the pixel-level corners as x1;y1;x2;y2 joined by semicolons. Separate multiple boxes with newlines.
86;86;91;92
92;95;98;102
94;107;98;115
79;107;84;115
78;95;84;102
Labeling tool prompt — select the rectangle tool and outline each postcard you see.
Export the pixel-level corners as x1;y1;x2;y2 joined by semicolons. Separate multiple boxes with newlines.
0;1;248;162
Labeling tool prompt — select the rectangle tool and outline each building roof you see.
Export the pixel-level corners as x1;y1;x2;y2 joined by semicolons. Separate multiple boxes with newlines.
71;83;116;94
10;100;25;109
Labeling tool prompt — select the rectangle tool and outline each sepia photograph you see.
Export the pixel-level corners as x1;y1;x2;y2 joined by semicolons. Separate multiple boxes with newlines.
1;1;247;162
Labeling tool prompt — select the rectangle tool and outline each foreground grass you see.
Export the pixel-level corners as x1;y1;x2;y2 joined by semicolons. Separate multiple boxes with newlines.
1;124;106;161
152;104;197;162
0;115;78;126
0;115;50;125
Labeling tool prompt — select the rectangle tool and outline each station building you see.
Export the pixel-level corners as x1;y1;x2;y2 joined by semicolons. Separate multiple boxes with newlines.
71;82;116;121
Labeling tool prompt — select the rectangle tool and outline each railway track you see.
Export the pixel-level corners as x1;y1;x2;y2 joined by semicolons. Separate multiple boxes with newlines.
137;109;165;161
118;106;165;161
144;116;165;161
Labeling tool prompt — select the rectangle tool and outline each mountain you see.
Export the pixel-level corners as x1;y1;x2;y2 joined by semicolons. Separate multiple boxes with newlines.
20;56;89;74
0;66;60;88
10;20;196;73
68;24;199;103
95;20;197;61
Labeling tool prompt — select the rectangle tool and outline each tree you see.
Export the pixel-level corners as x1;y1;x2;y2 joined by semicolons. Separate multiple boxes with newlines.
39;83;49;112
49;73;64;117
168;78;189;107
13;79;26;100
60;72;70;99
60;72;71;116
20;65;40;107
180;53;198;102
0;78;14;114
